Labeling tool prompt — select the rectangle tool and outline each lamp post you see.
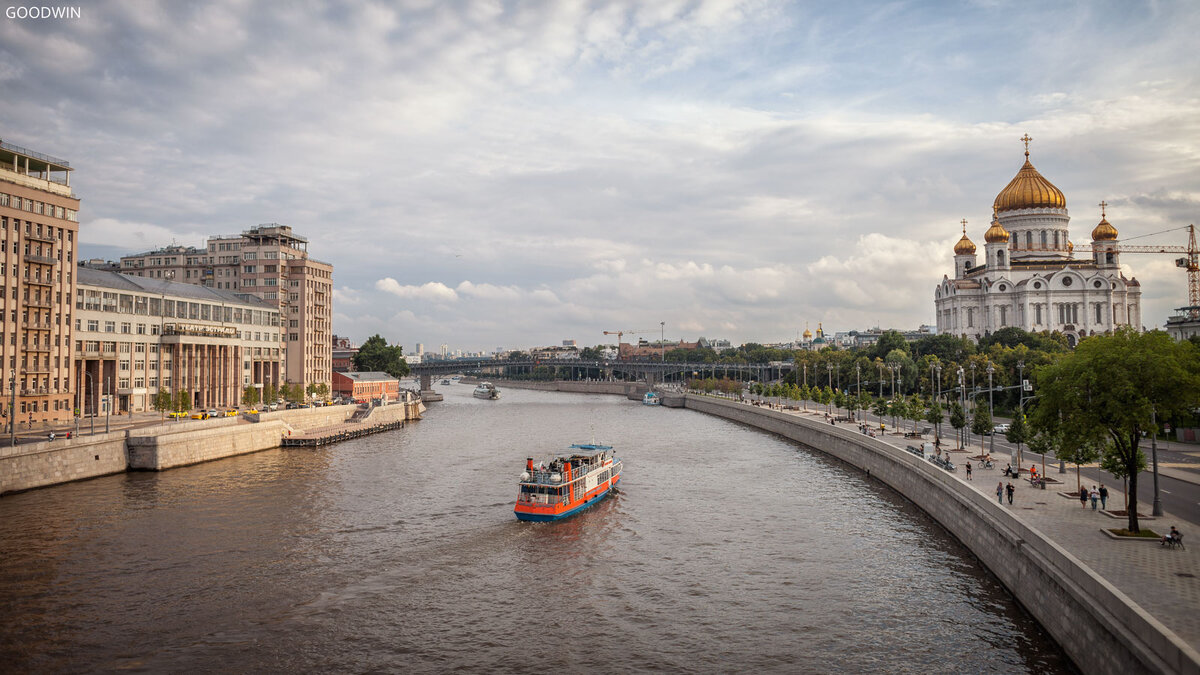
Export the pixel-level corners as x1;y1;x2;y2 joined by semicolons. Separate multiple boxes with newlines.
82;370;95;436
826;363;833;415
855;364;861;422
660;321;665;363
957;367;965;449
986;362;995;458
8;369;15;447
933;364;942;443
1017;360;1025;468
1152;406;1163;516
105;376;111;434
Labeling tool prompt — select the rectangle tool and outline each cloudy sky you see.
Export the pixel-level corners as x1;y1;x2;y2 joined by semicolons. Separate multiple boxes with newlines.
3;1;1198;352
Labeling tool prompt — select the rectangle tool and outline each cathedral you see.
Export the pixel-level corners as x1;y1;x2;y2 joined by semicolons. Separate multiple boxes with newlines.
934;136;1141;346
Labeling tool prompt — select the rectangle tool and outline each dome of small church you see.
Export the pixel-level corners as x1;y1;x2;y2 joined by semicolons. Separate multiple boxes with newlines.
1068;240;1074;253
1091;205;1119;241
984;215;1010;243
953;219;976;255
993;138;1066;213
802;327;812;340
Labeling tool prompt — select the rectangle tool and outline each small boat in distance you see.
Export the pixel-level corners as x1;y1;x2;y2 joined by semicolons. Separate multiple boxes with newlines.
473;382;500;399
515;444;622;521
643;391;661;406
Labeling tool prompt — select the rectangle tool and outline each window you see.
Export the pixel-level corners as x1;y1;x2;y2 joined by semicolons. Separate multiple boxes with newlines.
121;322;131;334
86;319;98;331
104;321;115;333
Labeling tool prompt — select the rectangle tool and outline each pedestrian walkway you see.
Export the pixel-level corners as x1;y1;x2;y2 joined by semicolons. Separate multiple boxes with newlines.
776;403;1200;652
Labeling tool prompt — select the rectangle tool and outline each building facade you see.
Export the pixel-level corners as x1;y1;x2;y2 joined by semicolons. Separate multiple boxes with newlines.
0;139;80;427
332;371;399;402
118;224;332;391
935;139;1142;346
74;267;285;413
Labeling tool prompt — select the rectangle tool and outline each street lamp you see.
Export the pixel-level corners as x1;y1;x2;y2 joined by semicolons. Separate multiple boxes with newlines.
933;364;942;443
826;363;833;415
82;370;95;436
986;362;995;459
855;364;861;422
1151;405;1163;516
8;369;15;447
957;367;966;449
660;321;665;363
105;376;111;434
1017;360;1025;468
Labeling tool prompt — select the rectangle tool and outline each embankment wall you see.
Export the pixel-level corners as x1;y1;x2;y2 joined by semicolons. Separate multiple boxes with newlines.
0;431;128;494
684;394;1198;675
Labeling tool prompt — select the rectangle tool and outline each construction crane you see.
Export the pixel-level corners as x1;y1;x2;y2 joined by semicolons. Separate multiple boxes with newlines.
1102;222;1200;307
602;329;656;345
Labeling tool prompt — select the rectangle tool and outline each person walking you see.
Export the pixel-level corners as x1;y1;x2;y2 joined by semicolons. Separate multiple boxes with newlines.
1098;484;1109;510
965;461;972;480
996;481;1004;504
1090;486;1099;510
1006;482;1015;505
1079;486;1089;508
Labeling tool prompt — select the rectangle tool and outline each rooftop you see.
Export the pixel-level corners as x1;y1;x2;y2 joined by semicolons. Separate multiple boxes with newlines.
0;139;74;197
336;371;398;382
77;266;278;310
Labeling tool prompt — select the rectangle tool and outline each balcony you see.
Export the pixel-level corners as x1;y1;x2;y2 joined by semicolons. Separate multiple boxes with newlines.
23;299;52;309
26;232;55;245
21;321;52;330
20;365;50;374
19;387;58;396
22;276;53;287
23;345;50;353
23;254;58;266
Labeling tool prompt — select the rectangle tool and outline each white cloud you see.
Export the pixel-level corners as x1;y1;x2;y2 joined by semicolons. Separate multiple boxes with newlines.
375;279;459;303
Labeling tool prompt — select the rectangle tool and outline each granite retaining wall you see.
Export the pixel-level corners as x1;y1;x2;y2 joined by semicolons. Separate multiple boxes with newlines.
684;394;1199;675
0;431;128;494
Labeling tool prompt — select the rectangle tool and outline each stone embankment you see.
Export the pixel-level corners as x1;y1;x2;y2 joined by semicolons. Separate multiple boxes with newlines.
472;379;1198;675
1;397;424;495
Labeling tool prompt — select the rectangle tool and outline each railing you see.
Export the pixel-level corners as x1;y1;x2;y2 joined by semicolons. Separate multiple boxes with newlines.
0;140;71;168
23;254;57;265
22;277;53;287
24;299;52;308
25;232;55;244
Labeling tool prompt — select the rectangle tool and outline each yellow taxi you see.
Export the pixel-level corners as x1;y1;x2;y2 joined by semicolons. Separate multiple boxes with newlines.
190;412;210;420
168;411;187;419
223;410;239;417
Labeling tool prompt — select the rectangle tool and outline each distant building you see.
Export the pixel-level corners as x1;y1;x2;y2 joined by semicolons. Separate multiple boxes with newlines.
530;345;579;360
332;334;358;372
119;224;332;390
562;339;577;347
332;371;400;402
618;339;698;360
697;337;733;352
1165;307;1200;342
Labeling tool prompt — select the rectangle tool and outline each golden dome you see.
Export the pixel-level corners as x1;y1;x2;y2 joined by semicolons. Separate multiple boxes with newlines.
953;218;976;255
1068;240;1074;253
984;214;1010;243
993;136;1066;213
1091;201;1118;241
802;327;812;339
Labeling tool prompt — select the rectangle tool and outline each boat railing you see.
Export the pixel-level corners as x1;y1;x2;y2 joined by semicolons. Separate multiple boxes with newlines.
516;492;568;506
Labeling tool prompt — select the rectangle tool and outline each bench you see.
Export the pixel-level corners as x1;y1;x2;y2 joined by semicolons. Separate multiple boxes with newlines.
904;432;922;438
1165;534;1186;550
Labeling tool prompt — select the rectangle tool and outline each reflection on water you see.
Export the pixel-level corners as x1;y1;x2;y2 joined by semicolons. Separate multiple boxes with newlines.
0;386;1073;672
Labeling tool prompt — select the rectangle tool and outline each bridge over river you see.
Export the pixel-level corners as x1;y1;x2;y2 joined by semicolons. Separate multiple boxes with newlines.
409;358;796;392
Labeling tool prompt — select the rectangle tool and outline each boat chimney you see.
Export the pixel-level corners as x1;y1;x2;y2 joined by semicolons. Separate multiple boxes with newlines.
526;457;534;471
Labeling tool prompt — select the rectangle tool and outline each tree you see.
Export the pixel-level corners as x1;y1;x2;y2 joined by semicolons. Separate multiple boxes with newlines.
242;385;261;407
353;334;411;378
971;405;993;454
949;400;967;448
1006;412;1030;467
174;389;191;413
152;388;173;419
1031;328;1200;532
872;398;889;429
283;382;305;403
925;399;944;440
262;383;278;405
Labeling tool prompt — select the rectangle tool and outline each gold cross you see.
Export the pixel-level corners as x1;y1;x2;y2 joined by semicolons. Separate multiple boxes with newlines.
1020;133;1032;156
1099;200;1108;218
961;218;968;235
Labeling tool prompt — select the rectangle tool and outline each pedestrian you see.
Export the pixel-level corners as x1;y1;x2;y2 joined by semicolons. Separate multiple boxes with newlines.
1006;482;1015;505
965;461;972;480
996;481;1004;504
1089;486;1099;510
1079;486;1089;508
1098;484;1108;510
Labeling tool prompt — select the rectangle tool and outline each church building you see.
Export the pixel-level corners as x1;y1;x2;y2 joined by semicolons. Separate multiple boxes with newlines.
934;136;1141;346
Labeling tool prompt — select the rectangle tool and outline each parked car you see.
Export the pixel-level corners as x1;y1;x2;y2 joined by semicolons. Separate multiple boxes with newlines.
223;410;239;417
993;423;1011;434
206;409;219;417
168;411;187;419
190;412;210;420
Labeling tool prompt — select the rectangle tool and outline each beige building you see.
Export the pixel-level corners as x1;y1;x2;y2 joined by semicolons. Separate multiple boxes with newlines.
0;139;80;427
75;267;284;413
119;224;332;391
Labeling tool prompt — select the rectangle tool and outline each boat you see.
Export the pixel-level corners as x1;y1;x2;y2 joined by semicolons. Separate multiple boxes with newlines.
643;391;662;406
473;382;500;399
514;444;622;521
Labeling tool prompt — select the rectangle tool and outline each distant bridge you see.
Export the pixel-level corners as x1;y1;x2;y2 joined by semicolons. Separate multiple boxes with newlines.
409;358;796;390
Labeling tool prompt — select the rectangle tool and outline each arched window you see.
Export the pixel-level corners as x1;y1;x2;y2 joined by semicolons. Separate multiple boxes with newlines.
1025;231;1033;249
997;250;1006;266
1040;231;1048;248
1053;231;1060;248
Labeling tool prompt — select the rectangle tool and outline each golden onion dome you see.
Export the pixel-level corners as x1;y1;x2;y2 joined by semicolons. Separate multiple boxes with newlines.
984;214;1010;243
802;324;812;339
1091;202;1118;241
993;136;1066;213
953;219;976;255
1068;239;1074;253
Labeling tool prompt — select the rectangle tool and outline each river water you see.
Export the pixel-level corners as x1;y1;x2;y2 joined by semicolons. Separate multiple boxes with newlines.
0;385;1073;673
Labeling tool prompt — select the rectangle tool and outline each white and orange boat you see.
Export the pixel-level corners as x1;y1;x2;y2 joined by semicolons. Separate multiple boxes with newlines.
514;444;622;522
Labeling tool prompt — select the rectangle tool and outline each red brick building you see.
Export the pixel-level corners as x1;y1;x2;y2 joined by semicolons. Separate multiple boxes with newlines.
332;371;399;402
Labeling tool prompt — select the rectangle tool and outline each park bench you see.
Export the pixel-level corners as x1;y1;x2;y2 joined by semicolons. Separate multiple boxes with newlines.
1165;534;1186;550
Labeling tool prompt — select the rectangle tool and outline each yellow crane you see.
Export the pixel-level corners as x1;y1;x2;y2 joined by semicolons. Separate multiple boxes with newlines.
602;329;656;346
1102;222;1200;306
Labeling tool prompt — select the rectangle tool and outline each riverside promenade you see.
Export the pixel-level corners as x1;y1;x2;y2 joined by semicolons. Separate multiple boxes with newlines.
751;396;1200;663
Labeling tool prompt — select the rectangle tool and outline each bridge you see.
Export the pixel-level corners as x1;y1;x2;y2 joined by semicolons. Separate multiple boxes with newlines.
409;358;796;392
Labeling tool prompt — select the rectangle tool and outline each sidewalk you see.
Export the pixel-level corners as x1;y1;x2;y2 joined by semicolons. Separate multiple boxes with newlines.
777;403;1200;652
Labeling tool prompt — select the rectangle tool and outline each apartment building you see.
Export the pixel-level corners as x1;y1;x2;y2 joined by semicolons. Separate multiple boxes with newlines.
0;139;80;427
118;224;332;391
75;267;284;413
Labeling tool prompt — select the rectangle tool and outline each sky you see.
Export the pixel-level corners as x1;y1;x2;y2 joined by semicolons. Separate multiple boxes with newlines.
2;0;1198;353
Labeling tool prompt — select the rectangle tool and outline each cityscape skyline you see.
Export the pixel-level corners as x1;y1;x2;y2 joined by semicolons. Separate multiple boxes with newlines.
3;1;1199;352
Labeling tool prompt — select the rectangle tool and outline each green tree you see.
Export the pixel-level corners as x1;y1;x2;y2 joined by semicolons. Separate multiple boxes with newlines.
283;382;305;403
262;383;278;406
873;330;909;361
872;397;889;429
152;388;173;419
1032;329;1200;532
174;389;191;413
353;334;411;378
925;399;943;440
242;385;261;407
949;400;967;448
1006;412;1030;467
971;404;993;454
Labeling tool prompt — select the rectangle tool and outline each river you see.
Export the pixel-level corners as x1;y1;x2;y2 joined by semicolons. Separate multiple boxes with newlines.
0;385;1073;672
